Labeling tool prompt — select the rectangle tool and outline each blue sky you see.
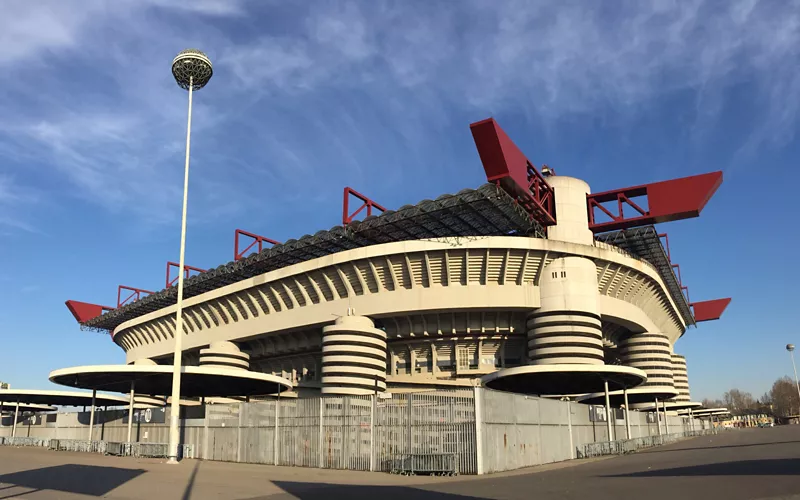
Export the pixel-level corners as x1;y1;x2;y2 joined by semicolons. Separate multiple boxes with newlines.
0;0;797;401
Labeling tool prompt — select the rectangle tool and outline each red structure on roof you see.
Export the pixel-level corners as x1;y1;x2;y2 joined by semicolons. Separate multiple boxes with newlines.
587;171;723;233
65;300;114;323
117;286;154;308
342;187;386;226
470;118;556;227
234;229;280;261
692;298;732;322
166;262;206;288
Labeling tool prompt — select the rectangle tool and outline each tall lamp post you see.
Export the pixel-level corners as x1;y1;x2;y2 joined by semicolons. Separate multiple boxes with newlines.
787;344;800;415
167;49;213;464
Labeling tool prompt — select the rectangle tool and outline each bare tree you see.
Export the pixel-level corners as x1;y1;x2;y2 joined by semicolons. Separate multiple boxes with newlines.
722;389;757;415
702;398;724;408
768;377;800;417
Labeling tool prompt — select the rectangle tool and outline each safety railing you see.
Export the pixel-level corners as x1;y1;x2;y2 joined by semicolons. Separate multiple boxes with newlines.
0;437;50;448
579;428;718;458
49;439;107;454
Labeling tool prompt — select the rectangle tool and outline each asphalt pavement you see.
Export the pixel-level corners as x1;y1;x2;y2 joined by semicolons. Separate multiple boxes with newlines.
0;426;797;499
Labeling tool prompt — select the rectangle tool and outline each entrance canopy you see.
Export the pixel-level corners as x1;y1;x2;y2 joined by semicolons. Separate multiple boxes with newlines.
632;401;703;412
50;365;293;398
481;365;646;396
0;389;131;407
578;387;680;406
0;402;56;413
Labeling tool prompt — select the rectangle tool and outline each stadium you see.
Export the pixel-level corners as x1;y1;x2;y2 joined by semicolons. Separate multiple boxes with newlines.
66;117;730;406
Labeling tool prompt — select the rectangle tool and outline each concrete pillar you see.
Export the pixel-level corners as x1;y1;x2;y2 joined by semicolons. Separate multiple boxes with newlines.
655;398;661;436
620;333;675;395
671;354;691;402
544;175;594;246
527;257;603;366
624;388;632;439
321;312;387;396
199;341;250;371
88;389;96;441
12;401;19;438
663;400;670;434
604;380;613;442
127;381;135;443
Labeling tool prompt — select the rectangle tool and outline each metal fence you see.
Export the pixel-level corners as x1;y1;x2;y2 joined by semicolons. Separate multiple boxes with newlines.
0;388;713;475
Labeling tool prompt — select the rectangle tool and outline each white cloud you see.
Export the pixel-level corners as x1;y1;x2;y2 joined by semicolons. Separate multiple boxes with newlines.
0;0;798;236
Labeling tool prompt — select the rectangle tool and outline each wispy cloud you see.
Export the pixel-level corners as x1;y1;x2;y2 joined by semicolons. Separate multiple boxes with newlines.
0;0;797;236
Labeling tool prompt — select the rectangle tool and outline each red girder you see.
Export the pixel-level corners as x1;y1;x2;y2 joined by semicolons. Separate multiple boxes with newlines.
166;261;206;288
234;229;280;261
692;298;732;322
588;171;723;233
117;285;154;308
469;118;556;226
343;187;387;226
65;300;114;323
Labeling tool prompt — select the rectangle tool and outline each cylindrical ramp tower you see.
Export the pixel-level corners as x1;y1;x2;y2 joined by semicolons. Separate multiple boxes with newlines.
322;314;387;396
620;333;674;393
199;341;250;370
527;256;604;365
671;354;691;402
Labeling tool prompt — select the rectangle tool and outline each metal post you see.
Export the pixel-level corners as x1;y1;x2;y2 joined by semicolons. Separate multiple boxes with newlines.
663;400;670;434
168;75;193;465
566;399;574;459
473;386;484;475
604;380;612;442
202;399;209;460
623;388;632;439
237;402;243;463
273;394;279;466
88;389;96;441
369;394;376;472
127;381;135;443
689;408;694;432
318;397;324;468
655;398;661;436
12;401;19;438
790;349;800;406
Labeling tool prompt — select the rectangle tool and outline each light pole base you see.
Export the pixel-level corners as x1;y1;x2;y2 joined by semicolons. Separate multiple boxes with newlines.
167;457;180;465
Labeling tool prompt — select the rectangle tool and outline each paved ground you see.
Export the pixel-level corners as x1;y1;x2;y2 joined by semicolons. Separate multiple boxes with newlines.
0;426;798;499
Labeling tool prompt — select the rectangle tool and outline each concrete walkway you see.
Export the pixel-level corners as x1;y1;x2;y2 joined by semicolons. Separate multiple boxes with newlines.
0;426;797;499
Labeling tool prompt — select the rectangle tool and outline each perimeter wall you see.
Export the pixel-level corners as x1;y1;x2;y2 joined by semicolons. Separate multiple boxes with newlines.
0;388;708;474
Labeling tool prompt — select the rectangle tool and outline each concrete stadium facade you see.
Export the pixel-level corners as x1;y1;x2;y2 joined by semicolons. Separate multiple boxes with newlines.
103;175;697;401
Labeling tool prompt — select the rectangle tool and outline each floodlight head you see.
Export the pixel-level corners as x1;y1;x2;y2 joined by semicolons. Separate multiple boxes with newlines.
172;49;213;91
788;344;796;352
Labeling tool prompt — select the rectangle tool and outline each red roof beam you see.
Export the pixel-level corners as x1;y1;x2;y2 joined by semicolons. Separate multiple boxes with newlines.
681;285;690;305
658;233;671;262
691;298;732;322
343;187;387;226
117;285;155;308
65;300;114;324
234;229;280;261
469;118;556;226
166;261;207;289
587;171;723;233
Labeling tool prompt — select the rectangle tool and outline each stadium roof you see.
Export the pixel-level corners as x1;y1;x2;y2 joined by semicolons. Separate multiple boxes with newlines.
79;183;692;332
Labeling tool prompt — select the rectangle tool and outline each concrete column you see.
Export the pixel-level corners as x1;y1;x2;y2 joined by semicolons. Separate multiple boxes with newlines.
655;398;661;436
88;389;96;441
318;398;324;468
369;395;376;472
566;399;574;459
126;381;135;443
624;388;632;439
12;401;19;438
321;313;387;396
663;400;670;434
473;386;484;475
273;395;279;465
528;257;603;366
604;380;613;441
620;333;675;396
671;354;691;402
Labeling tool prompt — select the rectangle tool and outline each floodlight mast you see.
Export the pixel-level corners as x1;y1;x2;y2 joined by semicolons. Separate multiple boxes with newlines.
167;49;213;465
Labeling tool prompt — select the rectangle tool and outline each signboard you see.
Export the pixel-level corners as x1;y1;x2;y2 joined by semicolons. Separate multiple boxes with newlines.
589;405;608;422
122;407;166;424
